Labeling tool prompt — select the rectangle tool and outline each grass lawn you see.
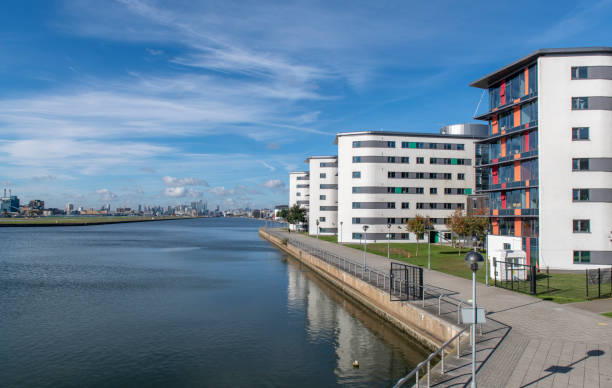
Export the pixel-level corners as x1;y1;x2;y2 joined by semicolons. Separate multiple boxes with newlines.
301;235;600;304
602;312;612;318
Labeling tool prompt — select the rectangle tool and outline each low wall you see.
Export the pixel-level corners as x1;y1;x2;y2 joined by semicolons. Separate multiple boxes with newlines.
259;228;465;352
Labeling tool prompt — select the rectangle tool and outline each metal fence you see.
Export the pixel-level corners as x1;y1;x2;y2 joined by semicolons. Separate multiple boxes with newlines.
492;258;536;294
586;267;612;299
391;262;423;301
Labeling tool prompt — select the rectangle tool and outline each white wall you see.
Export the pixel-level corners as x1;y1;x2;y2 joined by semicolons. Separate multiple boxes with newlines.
538;54;612;269
337;133;481;243
308;157;338;235
289;172;309;230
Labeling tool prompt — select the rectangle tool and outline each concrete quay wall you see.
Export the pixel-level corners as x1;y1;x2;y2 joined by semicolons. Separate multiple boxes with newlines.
259;228;465;352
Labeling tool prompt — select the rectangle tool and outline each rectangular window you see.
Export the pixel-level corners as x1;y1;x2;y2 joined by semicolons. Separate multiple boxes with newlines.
416;203;424;209
503;243;511;250
387;141;396;148
429;143;437;149
387;218;396;224
443;143;452;150
572;158;589;171
429;173;437;179
387;202;396;209
352;141;361;148
571;66;588;80
352;156;361;163
319;217;326;222
320;194;326;200
416;142;425;149
443;203;452;209
444;188;452;194
416;157;424;164
296;192;301;196
415;187;424;194
430;158;437;164
572;97;589;110
387;156;396;163
320;173;326;178
443;173;452;180
352;202;360;208
401;202;410;209
388;171;396;178
572;189;589;201
352;233;362;239
352;187;361;193
457;173;465;180
457;144;465;150
572;219;590;233
352;217;361;224
572;127;589;140
352;171;361;178
430;187;437;195
400;157;409;163
573;251;591;263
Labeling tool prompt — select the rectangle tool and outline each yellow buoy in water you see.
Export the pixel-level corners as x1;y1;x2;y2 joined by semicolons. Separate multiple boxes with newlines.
352;360;359;368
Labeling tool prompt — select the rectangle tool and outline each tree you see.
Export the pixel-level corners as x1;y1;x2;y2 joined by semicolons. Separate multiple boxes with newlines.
405;214;432;257
466;208;489;250
446;209;468;254
286;204;307;231
277;208;288;220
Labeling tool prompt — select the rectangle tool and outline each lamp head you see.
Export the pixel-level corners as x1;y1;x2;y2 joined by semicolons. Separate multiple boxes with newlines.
465;251;484;272
387;223;391;229
316;219;319;225
362;225;369;232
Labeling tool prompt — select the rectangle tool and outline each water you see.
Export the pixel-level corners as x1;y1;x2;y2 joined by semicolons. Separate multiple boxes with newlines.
0;218;429;387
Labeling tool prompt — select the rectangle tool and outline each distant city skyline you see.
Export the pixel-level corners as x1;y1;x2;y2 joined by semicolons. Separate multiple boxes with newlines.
1;0;611;209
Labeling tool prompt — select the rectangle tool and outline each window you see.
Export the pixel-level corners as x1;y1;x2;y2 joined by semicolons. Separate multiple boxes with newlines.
429;143;437;149
444;188;452;194
353;141;361;148
388;171;396;178
352;202;361;208
416;203;424;209
416;157;424;164
443;203;452;209
430;158;437;164
320;173;326;178
401;202;410;209
443;143;452;150
387;218;396;224
296;192;301;196
429;173;438;179
352;187;362;193
503;243;511;250
457;173;465;180
387;202;396;209
387;156;396;163
457;144;465;151
416;172;424;179
352;171;361;178
430;187;438;195
400;157;410;163
387;141;396;148
415;187;424;194
320;194;326;200
573;219;590;233
352;156;361;163
319;217;326;222
352;217;361;224
443;173;452;180
352;233;362;239
416;142;425;149
572;158;589;171
573;251;591;263
571;66;588;80
572;189;589;201
572;97;589;110
572;127;589;140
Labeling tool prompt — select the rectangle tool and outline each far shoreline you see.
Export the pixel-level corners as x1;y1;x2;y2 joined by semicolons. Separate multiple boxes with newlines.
0;215;210;227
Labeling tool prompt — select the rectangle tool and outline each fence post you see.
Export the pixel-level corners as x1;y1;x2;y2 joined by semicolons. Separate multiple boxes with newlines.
511;261;514;291
585;269;588;298
494;258;497;288
547;267;550;294
530;266;536;294
598;268;601;299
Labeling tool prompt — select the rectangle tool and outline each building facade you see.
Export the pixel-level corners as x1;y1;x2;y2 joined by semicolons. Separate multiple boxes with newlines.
471;47;612;269
307;156;339;235
335;125;487;244
289;171;310;230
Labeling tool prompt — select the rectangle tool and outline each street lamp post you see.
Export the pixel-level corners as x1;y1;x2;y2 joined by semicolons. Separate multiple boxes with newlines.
362;225;369;277
386;223;391;259
465;251;484;388
316;219;320;239
340;221;343;244
426;226;433;270
484;229;489;286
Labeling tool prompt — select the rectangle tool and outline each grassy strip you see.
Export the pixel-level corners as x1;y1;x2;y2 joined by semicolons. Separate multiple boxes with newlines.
602;312;612;318
304;234;600;304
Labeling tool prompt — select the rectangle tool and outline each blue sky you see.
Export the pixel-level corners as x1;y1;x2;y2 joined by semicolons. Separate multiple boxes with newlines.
1;0;611;209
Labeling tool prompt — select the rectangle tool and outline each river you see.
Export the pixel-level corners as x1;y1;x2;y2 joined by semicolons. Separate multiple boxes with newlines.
0;217;428;387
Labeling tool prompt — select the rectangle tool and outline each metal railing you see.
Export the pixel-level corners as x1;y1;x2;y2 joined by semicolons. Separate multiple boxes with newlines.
393;327;468;388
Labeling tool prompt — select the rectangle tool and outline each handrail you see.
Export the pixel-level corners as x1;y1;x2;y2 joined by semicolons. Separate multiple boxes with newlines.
393;327;468;388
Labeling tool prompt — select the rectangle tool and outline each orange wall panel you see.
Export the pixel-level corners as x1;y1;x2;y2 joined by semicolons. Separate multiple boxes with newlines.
501;138;506;157
492;116;498;134
515;219;521;236
514;161;520;181
524;68;529;96
525;190;530;208
492;219;499;235
513;106;520;128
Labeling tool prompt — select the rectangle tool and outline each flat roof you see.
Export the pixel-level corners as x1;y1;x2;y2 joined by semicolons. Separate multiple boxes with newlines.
289;171;309;175
470;47;612;89
304;155;337;163
334;130;486;144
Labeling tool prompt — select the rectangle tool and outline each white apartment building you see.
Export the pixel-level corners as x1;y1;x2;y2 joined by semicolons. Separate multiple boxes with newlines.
306;156;339;236
289;171;310;230
471;47;612;270
336;124;487;244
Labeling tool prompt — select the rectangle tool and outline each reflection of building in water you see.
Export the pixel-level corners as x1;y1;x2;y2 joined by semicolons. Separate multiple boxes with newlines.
305;273;336;339
286;263;308;310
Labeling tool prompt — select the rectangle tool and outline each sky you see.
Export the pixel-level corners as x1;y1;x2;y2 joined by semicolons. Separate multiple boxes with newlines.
1;0;611;210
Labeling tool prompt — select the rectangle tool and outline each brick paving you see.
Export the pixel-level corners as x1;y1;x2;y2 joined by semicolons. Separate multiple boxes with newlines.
267;230;612;387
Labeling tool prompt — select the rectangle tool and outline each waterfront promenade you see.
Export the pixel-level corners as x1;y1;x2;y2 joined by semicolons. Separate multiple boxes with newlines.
268;229;612;388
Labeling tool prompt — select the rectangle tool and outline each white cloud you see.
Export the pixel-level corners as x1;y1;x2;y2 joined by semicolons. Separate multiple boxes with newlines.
163;187;202;198
261;179;285;189
146;48;163;55
96;188;117;201
162;176;208;186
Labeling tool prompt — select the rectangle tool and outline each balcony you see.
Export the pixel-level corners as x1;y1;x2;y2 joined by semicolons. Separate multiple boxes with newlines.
477;149;538;168
481;179;539;193
478;121;538;143
490;208;539;217
474;93;537;121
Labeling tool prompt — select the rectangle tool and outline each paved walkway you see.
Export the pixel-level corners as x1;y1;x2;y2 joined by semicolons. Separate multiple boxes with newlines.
270;230;612;388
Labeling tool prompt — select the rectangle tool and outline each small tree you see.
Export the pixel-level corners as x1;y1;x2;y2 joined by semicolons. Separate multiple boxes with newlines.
286;204;307;231
466;208;489;250
277;208;288;220
446;209;468;254
406;214;432;257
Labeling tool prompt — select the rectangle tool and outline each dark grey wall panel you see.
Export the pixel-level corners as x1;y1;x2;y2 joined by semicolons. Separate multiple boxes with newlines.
590;251;612;265
589;188;612;202
589;158;612;172
353;140;395;148
588;96;612;110
319;206;338;211
320;184;338;189
352;202;394;209
588;66;612;80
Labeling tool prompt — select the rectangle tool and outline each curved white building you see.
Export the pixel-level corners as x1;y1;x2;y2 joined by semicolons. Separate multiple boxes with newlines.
307;156;339;236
